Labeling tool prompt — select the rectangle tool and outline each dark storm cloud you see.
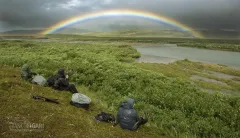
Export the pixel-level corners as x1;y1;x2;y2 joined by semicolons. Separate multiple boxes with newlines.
100;0;240;30
0;0;93;30
0;0;239;31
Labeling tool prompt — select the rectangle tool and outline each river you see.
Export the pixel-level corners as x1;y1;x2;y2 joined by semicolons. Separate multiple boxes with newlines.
133;44;240;68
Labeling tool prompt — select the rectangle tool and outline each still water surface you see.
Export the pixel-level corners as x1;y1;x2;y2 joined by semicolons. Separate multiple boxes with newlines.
133;44;240;68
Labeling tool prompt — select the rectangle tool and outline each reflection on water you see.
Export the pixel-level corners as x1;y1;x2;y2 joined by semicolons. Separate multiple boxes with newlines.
136;55;177;64
133;44;240;68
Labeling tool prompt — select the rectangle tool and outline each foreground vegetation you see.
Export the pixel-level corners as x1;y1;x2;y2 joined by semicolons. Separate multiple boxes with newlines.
0;40;240;137
0;66;162;138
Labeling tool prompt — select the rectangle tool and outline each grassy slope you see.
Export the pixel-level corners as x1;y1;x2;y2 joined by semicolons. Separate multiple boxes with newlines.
0;66;162;138
0;40;240;137
136;60;240;94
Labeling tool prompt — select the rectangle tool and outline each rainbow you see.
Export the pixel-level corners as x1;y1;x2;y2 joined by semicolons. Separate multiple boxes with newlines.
40;9;204;38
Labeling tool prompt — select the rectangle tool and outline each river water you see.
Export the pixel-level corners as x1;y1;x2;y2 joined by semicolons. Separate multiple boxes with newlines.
133;44;240;68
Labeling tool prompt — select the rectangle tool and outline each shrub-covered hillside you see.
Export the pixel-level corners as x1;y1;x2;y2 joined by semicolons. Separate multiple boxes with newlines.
0;40;239;137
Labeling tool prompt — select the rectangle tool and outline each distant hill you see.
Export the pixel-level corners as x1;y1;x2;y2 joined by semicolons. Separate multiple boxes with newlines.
1;27;239;39
56;28;92;34
0;29;43;35
83;29;194;38
199;29;240;39
0;29;197;38
0;28;92;36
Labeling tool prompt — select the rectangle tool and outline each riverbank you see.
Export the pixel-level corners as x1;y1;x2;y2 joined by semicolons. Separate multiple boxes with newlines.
135;59;240;95
133;44;240;94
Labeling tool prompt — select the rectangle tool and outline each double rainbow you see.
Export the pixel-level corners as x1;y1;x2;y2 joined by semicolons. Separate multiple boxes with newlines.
41;9;204;38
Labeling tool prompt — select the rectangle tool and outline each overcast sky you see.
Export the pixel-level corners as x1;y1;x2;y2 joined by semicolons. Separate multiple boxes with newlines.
0;0;239;32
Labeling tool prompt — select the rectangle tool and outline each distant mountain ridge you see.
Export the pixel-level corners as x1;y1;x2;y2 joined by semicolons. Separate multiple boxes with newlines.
0;29;43;35
0;28;91;35
0;27;239;39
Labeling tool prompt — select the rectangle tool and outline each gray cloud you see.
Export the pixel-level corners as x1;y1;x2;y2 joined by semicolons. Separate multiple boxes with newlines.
0;0;239;32
0;0;91;31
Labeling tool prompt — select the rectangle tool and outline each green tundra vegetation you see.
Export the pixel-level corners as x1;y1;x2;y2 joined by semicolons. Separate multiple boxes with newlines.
2;32;240;52
136;60;240;94
45;34;240;52
0;66;162;138
0;39;240;138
